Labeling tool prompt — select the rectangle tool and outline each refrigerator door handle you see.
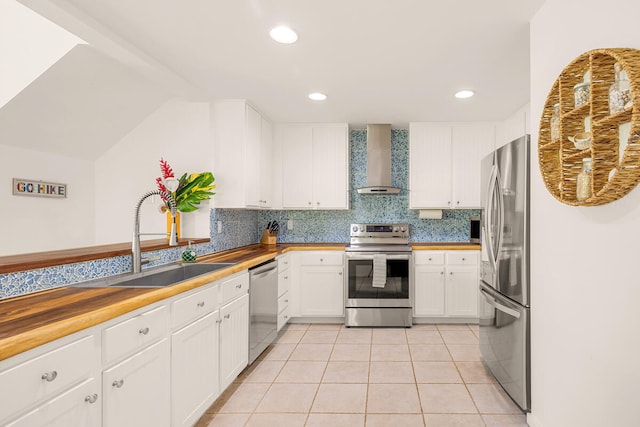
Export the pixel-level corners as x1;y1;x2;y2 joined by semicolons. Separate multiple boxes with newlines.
485;165;503;271
480;287;521;319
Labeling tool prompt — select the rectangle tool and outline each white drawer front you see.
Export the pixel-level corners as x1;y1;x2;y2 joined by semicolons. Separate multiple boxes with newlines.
220;272;249;305
278;256;291;271
298;252;343;266
446;251;479;265
278;292;290;312
0;334;96;423
102;305;168;366
278;270;290;297
414;251;445;265
171;284;219;330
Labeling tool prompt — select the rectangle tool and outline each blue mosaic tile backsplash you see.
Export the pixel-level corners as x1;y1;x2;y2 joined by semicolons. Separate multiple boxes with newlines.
1;129;478;299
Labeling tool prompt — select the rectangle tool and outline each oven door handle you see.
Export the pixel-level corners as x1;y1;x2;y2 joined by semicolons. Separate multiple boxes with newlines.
345;254;412;260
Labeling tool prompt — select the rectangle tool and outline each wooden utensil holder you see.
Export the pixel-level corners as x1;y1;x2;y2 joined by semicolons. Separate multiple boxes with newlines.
260;229;276;245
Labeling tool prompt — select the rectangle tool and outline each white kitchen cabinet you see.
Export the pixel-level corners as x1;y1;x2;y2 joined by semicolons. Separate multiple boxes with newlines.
409;123;495;209
170;283;220;427
0;332;100;427
277;254;291;331
213;100;274;209
5;378;101;427
291;251;344;317
171;311;220;427
219;292;249;391
102;338;170;427
281;123;349;210
413;251;479;321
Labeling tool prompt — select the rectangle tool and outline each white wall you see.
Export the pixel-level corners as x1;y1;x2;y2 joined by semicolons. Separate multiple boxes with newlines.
498;103;531;148
0;144;95;255
529;1;640;426
94;99;213;245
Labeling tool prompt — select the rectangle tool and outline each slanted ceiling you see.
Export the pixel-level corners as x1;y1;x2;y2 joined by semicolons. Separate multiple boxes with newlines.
0;44;170;160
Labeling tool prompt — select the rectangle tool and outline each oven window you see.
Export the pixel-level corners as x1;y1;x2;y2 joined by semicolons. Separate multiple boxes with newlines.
347;259;409;299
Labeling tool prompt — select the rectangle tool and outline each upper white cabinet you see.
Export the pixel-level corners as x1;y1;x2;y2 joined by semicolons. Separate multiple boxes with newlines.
213;100;274;209
280;123;349;210
409;123;495;209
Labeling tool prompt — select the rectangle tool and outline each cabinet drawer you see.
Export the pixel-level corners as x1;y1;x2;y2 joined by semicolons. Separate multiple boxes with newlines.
298;252;343;266
278;255;291;271
172;284;219;330
278;270;290;297
277;304;290;331
0;334;96;423
278;292;290;313
102;305;168;365
220;272;249;305
414;252;445;265
446;251;479;265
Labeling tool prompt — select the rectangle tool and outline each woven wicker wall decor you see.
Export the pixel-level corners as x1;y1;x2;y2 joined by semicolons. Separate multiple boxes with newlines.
538;48;640;206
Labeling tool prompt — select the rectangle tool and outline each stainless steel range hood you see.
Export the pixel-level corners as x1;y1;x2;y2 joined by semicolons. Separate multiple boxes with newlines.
357;124;401;194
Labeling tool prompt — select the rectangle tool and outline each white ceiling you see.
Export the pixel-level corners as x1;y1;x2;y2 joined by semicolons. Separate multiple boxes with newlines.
28;0;546;127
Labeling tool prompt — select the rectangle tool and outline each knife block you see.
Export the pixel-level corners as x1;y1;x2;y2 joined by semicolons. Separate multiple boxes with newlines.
260;229;276;245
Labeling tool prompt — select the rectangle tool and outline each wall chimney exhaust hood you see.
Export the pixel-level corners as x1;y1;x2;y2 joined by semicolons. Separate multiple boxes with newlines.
357;124;401;194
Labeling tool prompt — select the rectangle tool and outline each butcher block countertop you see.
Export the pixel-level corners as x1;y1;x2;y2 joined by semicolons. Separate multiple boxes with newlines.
0;241;478;361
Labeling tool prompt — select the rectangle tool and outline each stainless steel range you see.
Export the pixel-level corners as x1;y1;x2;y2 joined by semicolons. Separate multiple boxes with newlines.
345;223;412;327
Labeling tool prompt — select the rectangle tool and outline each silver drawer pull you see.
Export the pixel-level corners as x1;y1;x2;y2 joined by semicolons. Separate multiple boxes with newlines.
112;379;124;388
440;271;444;275
85;394;99;404
428;257;432;261
41;371;58;382
139;327;150;335
284;276;288;280
284;299;289;303
224;314;231;319
197;301;205;308
235;284;242;289
462;257;466;261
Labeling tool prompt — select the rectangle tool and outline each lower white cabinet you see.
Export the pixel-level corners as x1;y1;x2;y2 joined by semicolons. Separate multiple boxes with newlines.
414;251;479;321
292;251;344;317
277;254;291;331
5;378;100;427
171;311;220;427
219;293;249;391
102;338;170;427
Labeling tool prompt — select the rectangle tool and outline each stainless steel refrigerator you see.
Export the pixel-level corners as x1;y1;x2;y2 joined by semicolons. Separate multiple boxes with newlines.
479;134;530;411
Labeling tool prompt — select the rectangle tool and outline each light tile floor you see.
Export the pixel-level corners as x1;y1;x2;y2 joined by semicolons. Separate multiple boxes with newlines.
195;324;528;427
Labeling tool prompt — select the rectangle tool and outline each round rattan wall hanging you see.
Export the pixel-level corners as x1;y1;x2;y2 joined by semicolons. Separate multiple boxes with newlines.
538;48;640;206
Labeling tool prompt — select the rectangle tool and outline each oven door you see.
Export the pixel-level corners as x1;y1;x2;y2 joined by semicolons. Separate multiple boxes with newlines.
345;252;412;308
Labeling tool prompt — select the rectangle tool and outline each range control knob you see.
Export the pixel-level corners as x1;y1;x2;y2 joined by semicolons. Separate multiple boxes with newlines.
352;225;358;232
359;226;365;232
393;226;399;232
401;227;406;232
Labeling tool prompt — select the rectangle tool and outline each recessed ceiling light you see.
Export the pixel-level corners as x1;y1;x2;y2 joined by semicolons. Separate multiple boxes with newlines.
308;92;327;101
454;90;475;99
269;26;298;44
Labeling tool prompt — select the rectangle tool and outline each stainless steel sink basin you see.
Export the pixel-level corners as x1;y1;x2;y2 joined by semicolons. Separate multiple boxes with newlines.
73;262;235;288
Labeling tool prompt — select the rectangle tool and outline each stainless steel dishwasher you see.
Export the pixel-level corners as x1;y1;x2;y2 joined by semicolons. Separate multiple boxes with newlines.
248;259;278;364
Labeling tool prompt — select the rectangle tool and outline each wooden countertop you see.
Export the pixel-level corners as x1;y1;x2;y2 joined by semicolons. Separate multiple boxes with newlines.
0;241;478;361
411;242;481;250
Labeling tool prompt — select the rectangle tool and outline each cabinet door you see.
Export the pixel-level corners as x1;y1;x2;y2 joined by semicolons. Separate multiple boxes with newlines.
414;265;446;316
282;126;313;208
102;339;170;427
409;124;452;208
451;124;495;208
299;266;344;316
312;125;349;209
245;105;262;208
5;378;100;427
445;266;479;317
171;311;220;427
260;117;273;208
219;294;249;391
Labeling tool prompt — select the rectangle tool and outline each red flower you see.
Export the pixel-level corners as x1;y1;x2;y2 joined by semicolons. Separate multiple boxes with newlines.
159;158;174;179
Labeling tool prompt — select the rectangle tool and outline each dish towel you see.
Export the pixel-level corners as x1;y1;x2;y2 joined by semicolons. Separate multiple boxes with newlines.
372;254;387;288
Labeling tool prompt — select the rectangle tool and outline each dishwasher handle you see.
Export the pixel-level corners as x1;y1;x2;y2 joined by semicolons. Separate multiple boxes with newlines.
249;260;278;278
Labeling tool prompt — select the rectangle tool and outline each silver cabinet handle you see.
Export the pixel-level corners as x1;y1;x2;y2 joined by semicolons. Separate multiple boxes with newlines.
139;327;150;335
224;314;231;319
449;272;453;275
440;271;444;275
85;394;99;404
216;318;222;324
112;379;124;388
236;284;242;289
338;272;342;276
41;371;58;382
284;276;288;280
197;301;205;308
462;257;466;261
284;299;289;303
308;201;312;205
428;257;432;261
456;201;460;205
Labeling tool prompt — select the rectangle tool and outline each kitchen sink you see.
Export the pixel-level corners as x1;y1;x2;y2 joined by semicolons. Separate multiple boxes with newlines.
73;262;235;288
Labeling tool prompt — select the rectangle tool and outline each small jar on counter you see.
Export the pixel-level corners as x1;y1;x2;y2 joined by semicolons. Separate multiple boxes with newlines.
574;82;590;108
609;62;632;114
576;157;592;201
550;103;560;140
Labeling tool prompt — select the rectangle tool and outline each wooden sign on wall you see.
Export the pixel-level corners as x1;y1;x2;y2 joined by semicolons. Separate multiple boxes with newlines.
12;178;67;198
